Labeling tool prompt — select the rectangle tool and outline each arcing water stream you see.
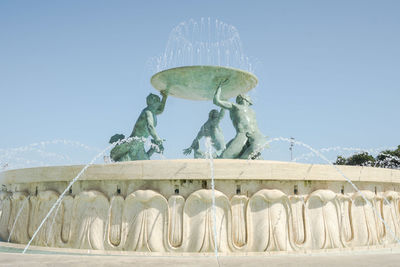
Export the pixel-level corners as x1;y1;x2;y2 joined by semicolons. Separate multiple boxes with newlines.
293;145;399;166
205;137;220;266
0;140;101;170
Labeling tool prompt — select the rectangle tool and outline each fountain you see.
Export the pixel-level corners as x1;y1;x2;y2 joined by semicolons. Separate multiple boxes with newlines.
1;19;400;263
1;64;400;255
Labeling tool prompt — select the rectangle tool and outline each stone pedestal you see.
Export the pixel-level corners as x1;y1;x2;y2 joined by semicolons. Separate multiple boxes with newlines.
1;159;400;253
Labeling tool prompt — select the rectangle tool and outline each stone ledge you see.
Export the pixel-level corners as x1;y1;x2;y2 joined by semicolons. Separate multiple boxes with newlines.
1;159;399;184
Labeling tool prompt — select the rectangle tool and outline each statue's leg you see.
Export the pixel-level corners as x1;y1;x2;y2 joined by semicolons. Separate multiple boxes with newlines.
138;143;149;160
194;149;205;159
110;142;131;162
220;133;248;159
240;145;259;160
211;136;226;158
128;141;149;160
240;133;267;159
214;148;224;158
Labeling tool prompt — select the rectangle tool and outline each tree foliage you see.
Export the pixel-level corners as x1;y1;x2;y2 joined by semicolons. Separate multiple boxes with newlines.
335;145;400;169
375;145;400;168
335;152;375;166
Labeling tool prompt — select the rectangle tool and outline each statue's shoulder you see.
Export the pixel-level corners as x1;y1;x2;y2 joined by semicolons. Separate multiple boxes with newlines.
231;103;242;111
141;108;153;116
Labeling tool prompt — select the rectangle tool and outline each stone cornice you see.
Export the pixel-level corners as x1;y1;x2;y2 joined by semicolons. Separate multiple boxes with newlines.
1;159;400;184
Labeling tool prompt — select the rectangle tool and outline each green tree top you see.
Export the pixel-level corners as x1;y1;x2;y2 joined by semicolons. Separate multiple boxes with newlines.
335;145;400;169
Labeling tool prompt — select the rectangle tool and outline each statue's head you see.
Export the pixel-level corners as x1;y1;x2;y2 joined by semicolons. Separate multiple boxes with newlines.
146;93;161;107
236;94;253;105
109;134;125;144
208;109;219;120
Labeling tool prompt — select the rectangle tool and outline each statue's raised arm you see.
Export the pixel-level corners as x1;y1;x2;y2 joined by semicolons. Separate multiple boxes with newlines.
155;90;168;115
213;86;233;110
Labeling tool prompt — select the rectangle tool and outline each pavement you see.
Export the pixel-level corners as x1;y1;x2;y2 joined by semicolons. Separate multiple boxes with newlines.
1;243;400;267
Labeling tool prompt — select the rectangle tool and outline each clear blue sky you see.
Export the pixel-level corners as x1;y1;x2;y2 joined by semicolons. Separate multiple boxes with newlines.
1;0;399;168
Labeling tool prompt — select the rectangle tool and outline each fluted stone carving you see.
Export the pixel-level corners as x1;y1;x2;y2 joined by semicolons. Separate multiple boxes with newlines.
8;192;30;244
247;189;293;252
121;190;168;252
72;191;109;250
289;195;306;246
231;195;247;248
305;190;343;249
168;195;184;248
0;191;11;241
28;190;61;247
107;195;123;248
351;191;381;246
382;191;400;243
2;187;400;252
60;195;73;245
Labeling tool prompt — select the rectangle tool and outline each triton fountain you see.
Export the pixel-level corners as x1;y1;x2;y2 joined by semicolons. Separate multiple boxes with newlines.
1;19;400;265
1;64;400;255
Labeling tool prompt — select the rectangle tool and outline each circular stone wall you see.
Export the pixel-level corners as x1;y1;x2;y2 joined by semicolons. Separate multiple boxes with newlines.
1;159;400;253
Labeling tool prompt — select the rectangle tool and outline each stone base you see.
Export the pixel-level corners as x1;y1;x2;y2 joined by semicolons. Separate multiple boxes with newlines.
1;242;400;267
1;159;400;253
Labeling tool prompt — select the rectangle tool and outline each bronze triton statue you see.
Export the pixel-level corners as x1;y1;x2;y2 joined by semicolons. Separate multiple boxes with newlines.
183;108;226;158
109;91;168;161
213;86;266;159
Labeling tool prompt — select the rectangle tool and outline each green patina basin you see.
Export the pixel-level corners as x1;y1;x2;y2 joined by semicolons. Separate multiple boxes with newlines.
150;65;258;100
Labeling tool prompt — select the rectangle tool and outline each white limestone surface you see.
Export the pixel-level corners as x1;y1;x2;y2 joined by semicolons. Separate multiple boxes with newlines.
0;159;400;253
